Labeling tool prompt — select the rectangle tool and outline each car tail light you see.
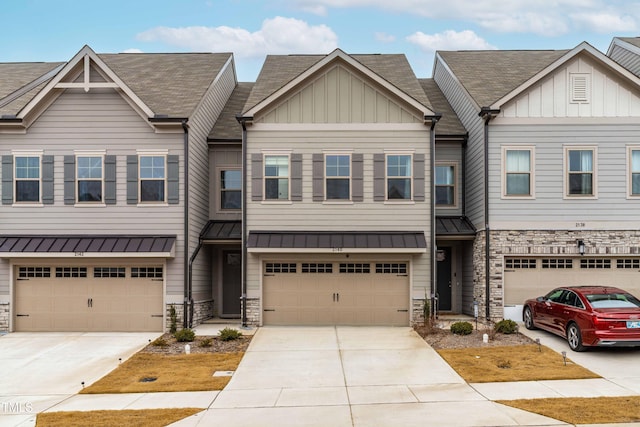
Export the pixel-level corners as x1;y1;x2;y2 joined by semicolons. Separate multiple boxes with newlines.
592;316;611;330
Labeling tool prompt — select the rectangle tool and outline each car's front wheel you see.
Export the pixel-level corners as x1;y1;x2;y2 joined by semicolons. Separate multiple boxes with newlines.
523;306;537;330
567;323;585;352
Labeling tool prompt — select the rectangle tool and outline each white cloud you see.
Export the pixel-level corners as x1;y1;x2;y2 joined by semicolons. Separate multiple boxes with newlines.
121;48;143;54
137;16;338;58
286;0;639;35
407;30;496;52
375;32;396;43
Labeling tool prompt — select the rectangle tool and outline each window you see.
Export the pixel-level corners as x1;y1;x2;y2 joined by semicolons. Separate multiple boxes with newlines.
15;156;40;202
435;164;455;206
264;155;289;200
221;170;241;209
503;148;533;197
628;148;640;197
325;154;350;200
56;267;88;278
139;155;166;202
505;259;536;269
580;259;611;269
94;267;126;278
77;156;103;202
542;259;573;269
566;148;595;197
265;263;296;273
375;263;407;274
618;259;640;269
387;155;412;200
301;263;333;273
339;263;370;273
18;267;50;278
131;267;163;278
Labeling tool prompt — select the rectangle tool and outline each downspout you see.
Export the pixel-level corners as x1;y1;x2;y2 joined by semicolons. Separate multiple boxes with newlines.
236;115;252;328
181;119;191;329
425;113;442;319
478;108;500;320
187;234;204;328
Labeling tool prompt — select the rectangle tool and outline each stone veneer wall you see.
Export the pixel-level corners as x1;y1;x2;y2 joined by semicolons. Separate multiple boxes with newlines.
475;229;640;321
192;299;214;326
412;298;426;326
0;302;8;332
244;298;260;326
166;303;184;331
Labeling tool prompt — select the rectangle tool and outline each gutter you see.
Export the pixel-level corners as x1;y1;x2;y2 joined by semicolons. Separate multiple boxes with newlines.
425;113;442;319
478;107;500;320
236;115;253;328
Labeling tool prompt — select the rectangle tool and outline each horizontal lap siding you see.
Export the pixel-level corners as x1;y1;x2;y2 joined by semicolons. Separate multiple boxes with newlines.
0;89;184;296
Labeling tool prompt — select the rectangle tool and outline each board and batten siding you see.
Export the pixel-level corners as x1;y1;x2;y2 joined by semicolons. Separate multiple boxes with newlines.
488;122;640;228
185;58;236;302
435;142;464;216
608;43;640;78
433;59;486;228
0;89;185;296
500;56;640;118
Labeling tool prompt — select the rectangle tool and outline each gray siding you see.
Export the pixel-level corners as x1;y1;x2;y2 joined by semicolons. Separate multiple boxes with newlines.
433;60;485;228
435;142;463;216
609;44;640;77
186;58;236;302
0;89;184;296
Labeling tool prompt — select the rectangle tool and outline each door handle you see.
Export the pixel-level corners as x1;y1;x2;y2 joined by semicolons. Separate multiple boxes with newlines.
336;293;339;302
333;293;336;302
88;298;93;308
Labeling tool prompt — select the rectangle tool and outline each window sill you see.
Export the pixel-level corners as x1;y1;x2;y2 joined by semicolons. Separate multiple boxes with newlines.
136;203;169;207
501;195;535;200
383;200;415;205
563;195;597;200
322;200;354;205
11;203;44;208
260;200;293;205
74;203;107;208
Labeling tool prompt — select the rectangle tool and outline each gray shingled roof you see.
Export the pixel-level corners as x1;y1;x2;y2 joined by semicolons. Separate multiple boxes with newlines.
618;37;640;49
243;51;431;114
437;50;569;107
0;52;232;119
418;79;466;136
208;82;254;141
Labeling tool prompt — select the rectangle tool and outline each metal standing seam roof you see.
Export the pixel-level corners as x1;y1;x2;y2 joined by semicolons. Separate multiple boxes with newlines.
437;50;570;107
0;235;176;254
435;217;476;236
201;221;242;241
242;52;432;114
247;231;427;250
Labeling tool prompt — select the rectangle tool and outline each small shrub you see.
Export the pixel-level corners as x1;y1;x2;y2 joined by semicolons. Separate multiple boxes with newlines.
151;337;168;347
219;327;242;341
494;319;519;335
169;305;178;334
174;328;195;342
497;359;512;369
199;338;213;348
450;321;473;335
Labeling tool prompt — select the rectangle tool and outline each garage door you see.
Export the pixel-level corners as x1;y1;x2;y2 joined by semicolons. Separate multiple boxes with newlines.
14;263;163;332
503;257;640;319
263;261;410;326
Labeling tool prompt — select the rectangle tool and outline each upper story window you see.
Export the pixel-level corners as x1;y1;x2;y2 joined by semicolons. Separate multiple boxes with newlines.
264;155;289;200
139;155;166;203
387;154;412;200
77;156;103;203
628;147;640;197
435;163;456;206
503;148;534;198
325;154;350;200
221;169;241;209
565;147;596;197
15;155;41;203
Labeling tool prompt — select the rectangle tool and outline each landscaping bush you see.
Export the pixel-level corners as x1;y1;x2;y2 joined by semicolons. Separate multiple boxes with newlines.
151;337;168;347
494;319;519;334
199;338;213;348
450;321;473;335
174;328;195;342
219;327;242;341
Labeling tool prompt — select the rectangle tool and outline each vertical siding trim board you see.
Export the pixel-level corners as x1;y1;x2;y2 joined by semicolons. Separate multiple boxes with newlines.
104;155;116;205
352;153;363;202
373;153;385;201
290;153;303;201
312;153;324;201
251;154;263;201
126;155;138;204
1;155;13;205
63;155;75;205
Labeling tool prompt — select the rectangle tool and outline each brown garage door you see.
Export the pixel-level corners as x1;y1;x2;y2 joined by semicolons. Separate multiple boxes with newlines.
263;261;410;326
14;263;163;332
504;257;640;305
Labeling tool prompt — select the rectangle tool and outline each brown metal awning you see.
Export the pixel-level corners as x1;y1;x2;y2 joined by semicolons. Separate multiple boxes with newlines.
247;231;427;253
436;216;476;238
0;235;176;258
201;220;241;243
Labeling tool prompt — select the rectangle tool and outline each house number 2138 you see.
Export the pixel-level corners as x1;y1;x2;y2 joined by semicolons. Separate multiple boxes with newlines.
575;222;586;228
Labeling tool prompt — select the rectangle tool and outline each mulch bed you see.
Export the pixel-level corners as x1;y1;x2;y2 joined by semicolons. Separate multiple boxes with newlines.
141;333;252;355
414;324;535;350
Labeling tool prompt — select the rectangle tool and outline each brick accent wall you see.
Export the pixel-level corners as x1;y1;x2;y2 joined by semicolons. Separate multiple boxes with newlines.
475;229;640;321
0;302;8;332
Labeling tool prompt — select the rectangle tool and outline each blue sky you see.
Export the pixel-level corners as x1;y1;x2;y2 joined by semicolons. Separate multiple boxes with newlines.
3;0;639;81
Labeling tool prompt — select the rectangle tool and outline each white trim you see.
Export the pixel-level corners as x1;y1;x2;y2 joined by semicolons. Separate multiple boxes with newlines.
501;146;536;199
218;167;242;212
137;149;169;155
324;153;352;201
138;154;168;204
385;153;414;201
435;161;459;208
563;145;598;200
75;153;105;205
263;153;291;202
12;152;43;205
627;145;640;199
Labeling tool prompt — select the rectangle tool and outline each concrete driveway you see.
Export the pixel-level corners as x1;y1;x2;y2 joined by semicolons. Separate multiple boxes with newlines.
0;331;158;426
171;326;564;427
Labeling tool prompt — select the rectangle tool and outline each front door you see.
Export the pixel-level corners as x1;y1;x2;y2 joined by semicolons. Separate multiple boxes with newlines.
222;251;242;317
437;247;452;311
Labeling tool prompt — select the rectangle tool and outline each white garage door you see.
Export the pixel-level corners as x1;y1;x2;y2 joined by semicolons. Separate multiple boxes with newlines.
14;263;163;332
262;261;410;326
503;257;640;320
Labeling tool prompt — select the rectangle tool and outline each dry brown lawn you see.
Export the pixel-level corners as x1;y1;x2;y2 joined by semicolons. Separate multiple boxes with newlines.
437;344;599;383
80;352;244;393
36;408;202;427
498;396;640;424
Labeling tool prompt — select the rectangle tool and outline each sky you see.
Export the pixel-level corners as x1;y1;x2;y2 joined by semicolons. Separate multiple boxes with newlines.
3;0;640;82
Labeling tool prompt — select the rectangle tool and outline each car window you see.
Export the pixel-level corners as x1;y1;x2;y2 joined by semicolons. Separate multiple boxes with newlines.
587;293;640;309
545;289;565;303
562;291;585;309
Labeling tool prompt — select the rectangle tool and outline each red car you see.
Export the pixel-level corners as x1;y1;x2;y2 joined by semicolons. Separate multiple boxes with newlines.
523;286;640;351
